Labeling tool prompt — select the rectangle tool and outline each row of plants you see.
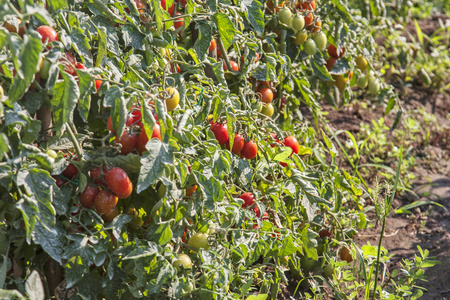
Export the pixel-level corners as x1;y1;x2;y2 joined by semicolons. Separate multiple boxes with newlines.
0;0;441;299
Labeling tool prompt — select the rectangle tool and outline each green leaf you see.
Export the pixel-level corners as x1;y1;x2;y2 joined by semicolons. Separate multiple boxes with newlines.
47;0;68;10
137;139;174;193
123;26;145;51
241;0;264;35
312;59;334;81
193;23;212;61
247;294;268;300
95;25;108;67
88;0;126;24
69;27;93;67
0;290;26;299
213;13;236;52
25;270;44;300
50;72;80;134
75;69;95;122
278;235;297;257
152;0;165;32
273;147;292;162
33;222;66;264
193;171;224;210
104;86;127;137
8;35;42;103
208;58;227;86
321;129;337;158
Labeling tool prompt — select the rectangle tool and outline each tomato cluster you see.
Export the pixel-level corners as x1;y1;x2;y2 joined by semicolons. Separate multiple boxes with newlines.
210;122;258;159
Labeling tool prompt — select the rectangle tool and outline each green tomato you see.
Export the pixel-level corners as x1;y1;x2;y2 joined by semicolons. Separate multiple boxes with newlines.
183;282;194;293
300;255;316;271
323;263;334;279
278;8;292;27
39;58;52;80
291;15;305;31
157;183;166;199
304;39;317;56
188;232;209;250
355;54;368;71
357;75;368;88
294;30;308;45
46;149;58;159
313;32;327;51
261;103;274;117
368;79;380;95
173;253;192;272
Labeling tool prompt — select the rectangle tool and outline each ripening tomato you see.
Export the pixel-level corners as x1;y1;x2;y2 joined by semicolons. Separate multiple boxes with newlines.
266;0;284;13
90;166;108;186
188;232;209;250
75;62;87;70
328;44;346;58
240;192;255;208
105;167;133;199
59;52;77;75
136;123;162;155
211;122;229;145
126;109;142;127
226;133;245;154
355;54;368;71
161;0;175;16
173;254;192;272
241;140;258;159
185;184;198;197
303;12;313;26
284;136;300;154
332;74;348;91
258;87;273;104
95;77;103;93
79;184;100;208
62;163;78;179
102;206;119;222
36;25;59;47
326;57;337;71
279;97;287;111
115;131;138;155
306;19;321;33
261;103;274;117
174;13;184;31
107;116;114;132
223;60;239;72
94;190;118;215
209;39;216;53
164;87;180;111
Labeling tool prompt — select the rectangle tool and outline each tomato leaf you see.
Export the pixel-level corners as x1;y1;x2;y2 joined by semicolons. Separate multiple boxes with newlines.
193;171;225;210
137;139;174;193
193;23;212;61
8;35;42;103
241;0;264;35
50;72;80;134
104;86;126;138
213;13;236;52
47;0;68;11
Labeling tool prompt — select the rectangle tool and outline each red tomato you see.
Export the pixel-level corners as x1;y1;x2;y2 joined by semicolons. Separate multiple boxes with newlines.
62;163;78;179
75;63;87;70
36;25;59;47
226;133;245;154
60;53;77;75
95;77;103;93
94;190;118;215
326;57;337;71
279;97;287;111
105;167;133;199
223;60;239;71
115;131;138;155
126;109;142;127
90;166;108;186
301;0;315;11
304;12;313;26
258;87;274;104
161;0;175;16
211;123;229;145
174;13;184;31
240;192;255;208
209;39;216;53
328;44;346;58
185;184;197;196
284;136;300;154
107;116;114;132
79;184;100;208
241;140;258;159
269;133;281;147
136;123;161;155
